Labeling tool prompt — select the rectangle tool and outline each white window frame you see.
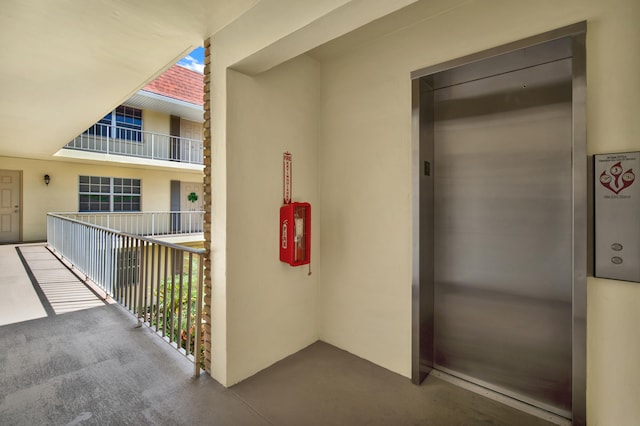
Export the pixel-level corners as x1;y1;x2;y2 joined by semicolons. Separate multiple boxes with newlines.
79;176;141;212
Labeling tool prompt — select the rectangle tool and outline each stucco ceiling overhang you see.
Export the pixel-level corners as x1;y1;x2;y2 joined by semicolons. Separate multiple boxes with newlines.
0;0;419;161
0;0;257;159
127;90;203;124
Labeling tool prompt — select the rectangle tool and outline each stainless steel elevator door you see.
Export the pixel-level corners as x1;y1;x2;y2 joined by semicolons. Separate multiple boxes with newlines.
433;58;573;417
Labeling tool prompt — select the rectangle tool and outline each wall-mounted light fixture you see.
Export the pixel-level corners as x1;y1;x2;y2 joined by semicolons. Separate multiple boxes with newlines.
44;174;50;186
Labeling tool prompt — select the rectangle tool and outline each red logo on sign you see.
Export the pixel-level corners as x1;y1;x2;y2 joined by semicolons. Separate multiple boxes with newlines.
600;161;635;194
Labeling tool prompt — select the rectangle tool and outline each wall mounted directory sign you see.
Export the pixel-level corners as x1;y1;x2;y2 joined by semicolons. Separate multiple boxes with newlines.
594;152;639;282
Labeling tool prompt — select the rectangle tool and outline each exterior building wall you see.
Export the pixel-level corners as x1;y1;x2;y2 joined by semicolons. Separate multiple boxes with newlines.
141;109;203;138
207;0;417;386
222;56;321;385
142;109;171;136
0;156;202;241
212;0;639;423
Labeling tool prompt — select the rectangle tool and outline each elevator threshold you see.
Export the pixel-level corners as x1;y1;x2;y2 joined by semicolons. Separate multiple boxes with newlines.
430;368;571;426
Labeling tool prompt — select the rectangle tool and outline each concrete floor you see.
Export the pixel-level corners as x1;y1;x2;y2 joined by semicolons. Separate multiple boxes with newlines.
0;244;558;425
0;244;49;325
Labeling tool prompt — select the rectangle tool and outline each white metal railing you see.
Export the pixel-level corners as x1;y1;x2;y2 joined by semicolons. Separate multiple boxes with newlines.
65;123;203;165
47;213;205;376
53;211;204;237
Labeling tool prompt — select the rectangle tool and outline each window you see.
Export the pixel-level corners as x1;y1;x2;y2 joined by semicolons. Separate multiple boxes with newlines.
86;105;143;142
113;106;142;142
79;176;141;212
112;177;141;211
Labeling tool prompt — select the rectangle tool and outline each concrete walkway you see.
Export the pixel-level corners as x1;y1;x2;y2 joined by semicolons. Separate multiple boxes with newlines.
0;244;105;326
17;245;106;315
0;244;49;326
0;244;558;426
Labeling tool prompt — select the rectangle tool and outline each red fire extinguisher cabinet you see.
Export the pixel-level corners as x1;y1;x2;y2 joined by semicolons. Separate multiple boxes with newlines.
280;202;311;266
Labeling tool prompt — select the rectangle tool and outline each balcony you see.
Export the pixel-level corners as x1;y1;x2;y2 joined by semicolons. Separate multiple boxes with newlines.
46;212;206;375
53;211;204;238
64;123;203;165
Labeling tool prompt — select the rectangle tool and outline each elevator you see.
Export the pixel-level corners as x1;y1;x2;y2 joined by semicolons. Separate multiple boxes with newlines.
411;23;586;424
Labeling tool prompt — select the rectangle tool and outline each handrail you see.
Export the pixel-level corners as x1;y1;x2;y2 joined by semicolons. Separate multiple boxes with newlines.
53;211;204;237
65;122;204;165
47;212;205;376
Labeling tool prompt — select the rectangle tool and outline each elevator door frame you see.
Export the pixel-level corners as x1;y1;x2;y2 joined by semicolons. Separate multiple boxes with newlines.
411;22;586;425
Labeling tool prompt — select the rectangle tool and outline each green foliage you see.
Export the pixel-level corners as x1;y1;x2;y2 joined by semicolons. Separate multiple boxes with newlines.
148;255;204;368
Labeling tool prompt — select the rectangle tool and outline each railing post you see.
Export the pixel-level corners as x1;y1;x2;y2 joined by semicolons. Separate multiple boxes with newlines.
46;213;206;374
194;253;204;377
137;240;145;326
151;133;155;160
185;252;194;357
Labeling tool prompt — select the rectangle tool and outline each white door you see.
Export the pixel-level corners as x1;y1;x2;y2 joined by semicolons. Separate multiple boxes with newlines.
180;182;203;211
180;119;203;163
180;181;203;232
0;170;21;242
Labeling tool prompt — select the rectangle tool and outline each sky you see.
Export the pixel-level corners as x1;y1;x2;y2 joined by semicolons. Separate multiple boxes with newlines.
177;47;205;73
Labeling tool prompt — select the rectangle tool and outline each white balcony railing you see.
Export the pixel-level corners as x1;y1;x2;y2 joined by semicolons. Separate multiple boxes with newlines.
53;211;204;237
65;123;203;165
46;213;205;376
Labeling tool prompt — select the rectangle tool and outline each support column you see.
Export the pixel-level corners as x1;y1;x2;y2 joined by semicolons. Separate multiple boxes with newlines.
202;37;212;373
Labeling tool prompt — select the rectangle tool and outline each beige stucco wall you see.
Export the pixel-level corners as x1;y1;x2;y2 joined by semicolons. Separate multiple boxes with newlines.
0;156;202;241
209;0;422;388
222;56;321;385
132;108;204;138
314;0;640;425
142;109;171;135
210;0;421;388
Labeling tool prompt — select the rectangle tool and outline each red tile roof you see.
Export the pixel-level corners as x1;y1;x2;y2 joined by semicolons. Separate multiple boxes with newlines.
142;64;203;106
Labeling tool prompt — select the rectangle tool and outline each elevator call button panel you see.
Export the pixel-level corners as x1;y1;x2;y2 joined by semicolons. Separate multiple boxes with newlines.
594;151;639;282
